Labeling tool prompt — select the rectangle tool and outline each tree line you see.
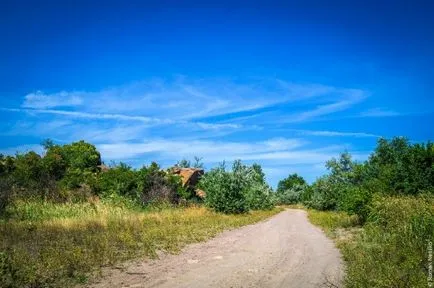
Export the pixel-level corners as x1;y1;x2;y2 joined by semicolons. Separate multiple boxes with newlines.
275;137;433;221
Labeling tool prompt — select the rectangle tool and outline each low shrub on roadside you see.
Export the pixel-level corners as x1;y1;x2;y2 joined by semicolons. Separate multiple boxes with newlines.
342;195;434;288
199;160;274;213
276;184;307;205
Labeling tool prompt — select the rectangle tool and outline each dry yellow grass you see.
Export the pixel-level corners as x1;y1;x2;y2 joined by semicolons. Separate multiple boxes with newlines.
0;202;282;287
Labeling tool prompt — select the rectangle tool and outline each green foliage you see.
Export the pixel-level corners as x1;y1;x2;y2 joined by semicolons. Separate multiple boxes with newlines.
59;140;101;172
338;186;372;222
0;175;12;215
199;163;248;214
245;183;274;210
176;156;204;168
57;141;101;189
275;184;307;205
307;176;339;210
96;163;140;199
138;162;182;205
307;209;360;233
301;138;433;221
276;173;306;194
199;160;274;213
367;137;434;195
342;195;434;288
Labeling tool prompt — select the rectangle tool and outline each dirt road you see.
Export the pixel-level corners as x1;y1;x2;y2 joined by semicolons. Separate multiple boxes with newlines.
89;209;343;288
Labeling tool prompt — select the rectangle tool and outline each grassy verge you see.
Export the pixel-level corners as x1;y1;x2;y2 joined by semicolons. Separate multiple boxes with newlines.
307;195;434;288
307;209;360;239
0;200;282;288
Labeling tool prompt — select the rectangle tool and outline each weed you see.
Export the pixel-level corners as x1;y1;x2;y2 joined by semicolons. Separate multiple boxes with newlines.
0;201;281;287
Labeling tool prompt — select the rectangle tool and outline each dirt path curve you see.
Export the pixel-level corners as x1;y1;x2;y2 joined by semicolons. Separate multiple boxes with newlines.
89;209;343;288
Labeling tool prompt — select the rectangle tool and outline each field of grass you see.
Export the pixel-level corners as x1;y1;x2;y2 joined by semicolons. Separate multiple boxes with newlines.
0;200;282;288
307;195;434;288
307;209;360;237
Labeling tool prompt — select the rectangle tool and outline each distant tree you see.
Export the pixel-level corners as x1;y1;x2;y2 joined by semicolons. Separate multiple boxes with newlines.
176;156;204;169
192;156;204;168
277;173;306;194
55;140;101;189
368;137;433;195
41;138;55;151
176;159;191;168
60;140;101;172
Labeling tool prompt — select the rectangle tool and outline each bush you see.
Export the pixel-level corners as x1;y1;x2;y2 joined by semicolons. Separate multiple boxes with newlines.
276;173;306;194
199;163;248;214
306;176;340;210
138;163;182;205
338;186;372;222
275;184;307;205
96;163;140;199
342;195;434;288
245;183;274;210
199;161;274;213
0;176;13;215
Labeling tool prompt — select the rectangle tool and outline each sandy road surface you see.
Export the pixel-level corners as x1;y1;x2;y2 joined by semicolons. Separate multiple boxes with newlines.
89;209;343;288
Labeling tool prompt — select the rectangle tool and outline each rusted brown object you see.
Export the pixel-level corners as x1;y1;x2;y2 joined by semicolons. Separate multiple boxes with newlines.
171;167;204;187
170;167;206;198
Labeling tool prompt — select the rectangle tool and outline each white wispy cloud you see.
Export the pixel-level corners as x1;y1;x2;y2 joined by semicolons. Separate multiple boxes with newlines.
290;129;379;138
2;108;242;131
285;89;366;123
22;91;84;109
359;108;400;117
17;78;366;123
95;138;346;166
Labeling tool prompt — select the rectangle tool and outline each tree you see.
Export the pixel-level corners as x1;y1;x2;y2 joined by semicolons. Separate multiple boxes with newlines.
176;159;191;168
176;156;204;169
41;138;55;151
55;140;101;189
277;173;306;194
60;140;101;172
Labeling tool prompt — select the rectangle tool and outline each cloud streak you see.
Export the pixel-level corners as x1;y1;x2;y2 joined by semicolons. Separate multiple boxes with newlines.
22;91;84;109
359;108;400;117
18;78;367;123
290;129;379;138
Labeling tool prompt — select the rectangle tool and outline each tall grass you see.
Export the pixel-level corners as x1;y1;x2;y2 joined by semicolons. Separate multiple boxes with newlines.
0;201;282;288
308;195;434;288
307;209;360;234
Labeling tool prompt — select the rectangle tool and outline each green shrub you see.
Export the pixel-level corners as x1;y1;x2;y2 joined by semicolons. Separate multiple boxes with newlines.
138;163;182;205
342;195;434;288
276;184;307;205
0;176;13;215
276;173;306;194
245;183;274;210
96;163;140;199
306;176;340;210
338;186;373;222
199;163;248;214
199;161;274;213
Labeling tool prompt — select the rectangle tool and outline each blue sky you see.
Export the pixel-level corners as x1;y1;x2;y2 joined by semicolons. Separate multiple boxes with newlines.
1;0;433;186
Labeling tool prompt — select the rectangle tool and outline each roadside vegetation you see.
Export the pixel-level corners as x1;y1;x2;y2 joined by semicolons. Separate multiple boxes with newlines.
0;140;280;287
1;136;432;288
277;137;434;288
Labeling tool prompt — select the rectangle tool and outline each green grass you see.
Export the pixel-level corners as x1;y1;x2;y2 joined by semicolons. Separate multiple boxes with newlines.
307;209;360;237
0;200;282;288
307;195;434;288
